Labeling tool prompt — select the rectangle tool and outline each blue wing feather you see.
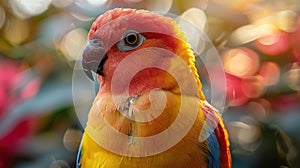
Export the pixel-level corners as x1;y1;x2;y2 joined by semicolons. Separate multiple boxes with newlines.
76;138;83;168
207;128;221;168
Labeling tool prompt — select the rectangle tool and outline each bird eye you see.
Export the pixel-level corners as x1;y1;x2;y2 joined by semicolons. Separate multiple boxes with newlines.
117;30;145;52
125;33;138;45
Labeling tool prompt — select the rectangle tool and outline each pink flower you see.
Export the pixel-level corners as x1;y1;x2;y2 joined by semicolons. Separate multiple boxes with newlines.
0;57;41;167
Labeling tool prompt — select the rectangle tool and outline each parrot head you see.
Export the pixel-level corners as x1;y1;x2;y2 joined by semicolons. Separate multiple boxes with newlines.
82;8;204;98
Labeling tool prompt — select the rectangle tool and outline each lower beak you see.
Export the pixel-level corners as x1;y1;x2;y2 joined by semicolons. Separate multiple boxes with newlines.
82;39;108;81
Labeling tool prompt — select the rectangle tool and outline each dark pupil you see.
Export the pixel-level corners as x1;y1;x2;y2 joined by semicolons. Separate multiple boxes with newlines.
126;34;137;45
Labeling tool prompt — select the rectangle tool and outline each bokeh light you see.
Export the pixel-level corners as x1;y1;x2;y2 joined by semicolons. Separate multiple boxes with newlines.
285;63;300;91
228;120;261;145
259;62;280;86
9;0;52;19
63;129;82;152
246;101;267;118
276;10;298;32
61;28;88;61
4;18;29;45
255;29;291;56
230;24;260;45
223;47;260;77
180;8;206;31
241;75;265;98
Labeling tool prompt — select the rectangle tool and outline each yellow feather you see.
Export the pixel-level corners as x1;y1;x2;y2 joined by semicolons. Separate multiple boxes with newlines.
81;94;208;168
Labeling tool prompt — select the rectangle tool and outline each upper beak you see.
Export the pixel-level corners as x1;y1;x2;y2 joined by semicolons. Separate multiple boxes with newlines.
82;38;108;81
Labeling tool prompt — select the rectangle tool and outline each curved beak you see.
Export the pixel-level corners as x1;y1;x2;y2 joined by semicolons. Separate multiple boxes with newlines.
82;39;108;81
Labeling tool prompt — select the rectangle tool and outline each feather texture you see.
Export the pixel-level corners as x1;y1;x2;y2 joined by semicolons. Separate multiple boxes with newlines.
77;8;231;168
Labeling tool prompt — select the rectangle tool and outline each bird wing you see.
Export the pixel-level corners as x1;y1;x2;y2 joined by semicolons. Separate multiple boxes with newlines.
207;127;221;168
76;138;83;168
202;102;232;168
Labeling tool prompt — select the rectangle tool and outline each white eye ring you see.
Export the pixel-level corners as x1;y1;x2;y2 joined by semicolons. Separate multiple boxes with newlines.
117;30;145;52
125;32;139;45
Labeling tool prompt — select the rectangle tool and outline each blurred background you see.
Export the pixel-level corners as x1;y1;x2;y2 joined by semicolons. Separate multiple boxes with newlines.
0;0;300;167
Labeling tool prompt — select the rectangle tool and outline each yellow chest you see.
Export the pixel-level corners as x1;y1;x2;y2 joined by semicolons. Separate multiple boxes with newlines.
80;91;208;168
80;126;208;168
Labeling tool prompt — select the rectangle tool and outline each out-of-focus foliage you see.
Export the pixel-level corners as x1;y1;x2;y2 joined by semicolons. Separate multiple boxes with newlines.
0;0;299;167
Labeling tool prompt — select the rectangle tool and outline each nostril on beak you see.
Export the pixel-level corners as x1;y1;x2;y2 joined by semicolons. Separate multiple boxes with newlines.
82;38;107;81
90;38;102;46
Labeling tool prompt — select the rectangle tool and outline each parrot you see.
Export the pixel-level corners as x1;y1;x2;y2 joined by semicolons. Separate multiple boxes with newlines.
77;8;231;168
